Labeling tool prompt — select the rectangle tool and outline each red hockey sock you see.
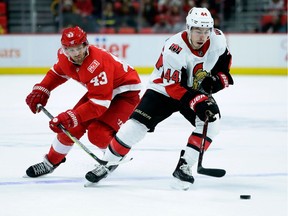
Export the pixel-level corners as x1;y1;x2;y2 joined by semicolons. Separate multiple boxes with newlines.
47;146;66;165
110;136;131;157
187;133;212;151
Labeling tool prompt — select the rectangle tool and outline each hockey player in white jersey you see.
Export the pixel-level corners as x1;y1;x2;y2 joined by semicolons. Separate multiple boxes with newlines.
85;7;234;189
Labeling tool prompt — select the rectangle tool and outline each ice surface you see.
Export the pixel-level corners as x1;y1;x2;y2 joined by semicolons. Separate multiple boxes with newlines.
0;75;287;216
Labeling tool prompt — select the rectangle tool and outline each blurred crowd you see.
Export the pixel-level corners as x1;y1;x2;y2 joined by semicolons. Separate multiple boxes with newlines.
50;0;287;33
50;0;236;33
0;0;287;34
259;0;287;33
0;0;6;33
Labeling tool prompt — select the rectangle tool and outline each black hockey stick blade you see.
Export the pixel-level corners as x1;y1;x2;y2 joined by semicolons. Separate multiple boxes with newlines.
197;165;226;177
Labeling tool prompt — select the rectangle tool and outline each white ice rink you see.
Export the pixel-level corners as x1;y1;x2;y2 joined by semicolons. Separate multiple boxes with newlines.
0;75;287;216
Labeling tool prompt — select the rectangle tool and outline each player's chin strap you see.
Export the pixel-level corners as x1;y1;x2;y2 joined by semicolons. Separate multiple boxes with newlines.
36;104;132;166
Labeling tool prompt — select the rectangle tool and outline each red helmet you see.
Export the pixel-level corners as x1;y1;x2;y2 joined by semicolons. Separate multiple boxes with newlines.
61;26;88;47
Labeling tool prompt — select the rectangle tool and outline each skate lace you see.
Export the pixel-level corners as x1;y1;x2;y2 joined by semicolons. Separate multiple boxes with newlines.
180;164;193;176
91;165;109;176
32;162;52;176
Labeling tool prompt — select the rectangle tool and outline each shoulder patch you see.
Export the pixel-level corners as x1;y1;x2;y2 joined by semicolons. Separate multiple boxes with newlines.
87;60;100;73
169;43;182;54
214;28;222;35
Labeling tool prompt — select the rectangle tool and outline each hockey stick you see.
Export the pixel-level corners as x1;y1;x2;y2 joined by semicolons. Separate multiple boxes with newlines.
197;113;226;177
37;104;130;166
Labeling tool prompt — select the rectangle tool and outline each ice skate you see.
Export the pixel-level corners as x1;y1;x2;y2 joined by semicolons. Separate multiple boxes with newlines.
25;155;66;178
172;150;194;190
85;163;118;185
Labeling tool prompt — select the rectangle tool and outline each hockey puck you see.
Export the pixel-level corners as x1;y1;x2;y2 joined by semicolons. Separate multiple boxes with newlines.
240;195;251;199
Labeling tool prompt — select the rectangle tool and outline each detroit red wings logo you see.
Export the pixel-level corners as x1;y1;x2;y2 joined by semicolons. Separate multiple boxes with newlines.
66;32;74;38
87;60;100;73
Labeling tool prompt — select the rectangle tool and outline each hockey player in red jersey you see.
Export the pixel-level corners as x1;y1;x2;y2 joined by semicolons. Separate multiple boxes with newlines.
25;26;142;178
85;7;234;189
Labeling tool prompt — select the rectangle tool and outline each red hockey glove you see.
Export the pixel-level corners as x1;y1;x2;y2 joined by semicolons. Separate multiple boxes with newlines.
190;94;219;122
201;72;229;93
26;84;50;114
49;110;81;133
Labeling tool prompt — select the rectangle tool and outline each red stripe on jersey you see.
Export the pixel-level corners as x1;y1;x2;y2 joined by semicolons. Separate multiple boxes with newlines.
153;78;163;84
165;83;189;101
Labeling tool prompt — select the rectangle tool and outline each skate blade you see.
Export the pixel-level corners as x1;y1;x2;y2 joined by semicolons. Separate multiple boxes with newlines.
84;181;99;188
170;178;191;191
106;157;133;166
22;174;30;178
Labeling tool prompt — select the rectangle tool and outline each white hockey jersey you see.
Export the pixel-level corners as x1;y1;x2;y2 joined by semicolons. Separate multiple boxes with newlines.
147;29;232;102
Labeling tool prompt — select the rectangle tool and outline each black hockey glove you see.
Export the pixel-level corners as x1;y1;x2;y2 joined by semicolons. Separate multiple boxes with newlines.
190;94;219;122
201;72;229;94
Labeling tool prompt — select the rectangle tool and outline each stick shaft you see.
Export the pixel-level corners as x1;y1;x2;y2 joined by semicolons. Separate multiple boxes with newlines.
197;116;226;177
197;118;209;168
37;104;108;165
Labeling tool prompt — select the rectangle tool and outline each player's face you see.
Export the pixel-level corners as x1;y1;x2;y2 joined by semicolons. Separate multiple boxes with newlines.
189;27;211;50
64;44;87;64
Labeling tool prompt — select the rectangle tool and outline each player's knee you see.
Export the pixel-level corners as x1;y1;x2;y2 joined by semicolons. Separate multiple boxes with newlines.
88;132;113;149
88;122;115;149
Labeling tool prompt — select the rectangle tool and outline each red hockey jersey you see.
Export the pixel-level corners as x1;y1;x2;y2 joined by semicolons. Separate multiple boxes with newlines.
39;45;142;122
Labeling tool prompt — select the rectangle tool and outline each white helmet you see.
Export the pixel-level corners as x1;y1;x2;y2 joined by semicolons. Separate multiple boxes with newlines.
186;7;214;30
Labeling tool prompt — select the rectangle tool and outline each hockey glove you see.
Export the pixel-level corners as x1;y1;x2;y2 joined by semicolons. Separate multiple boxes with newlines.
49;109;81;133
201;72;229;94
190;94;219;122
26;84;50;114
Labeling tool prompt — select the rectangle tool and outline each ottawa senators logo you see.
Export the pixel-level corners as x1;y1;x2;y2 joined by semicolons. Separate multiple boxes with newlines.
192;62;208;90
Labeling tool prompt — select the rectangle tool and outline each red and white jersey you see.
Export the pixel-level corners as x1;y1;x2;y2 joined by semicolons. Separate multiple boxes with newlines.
148;29;231;101
40;45;142;122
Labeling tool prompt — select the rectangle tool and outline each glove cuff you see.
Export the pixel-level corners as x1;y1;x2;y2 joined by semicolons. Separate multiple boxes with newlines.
66;110;79;127
33;85;50;96
217;72;229;88
189;94;208;111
